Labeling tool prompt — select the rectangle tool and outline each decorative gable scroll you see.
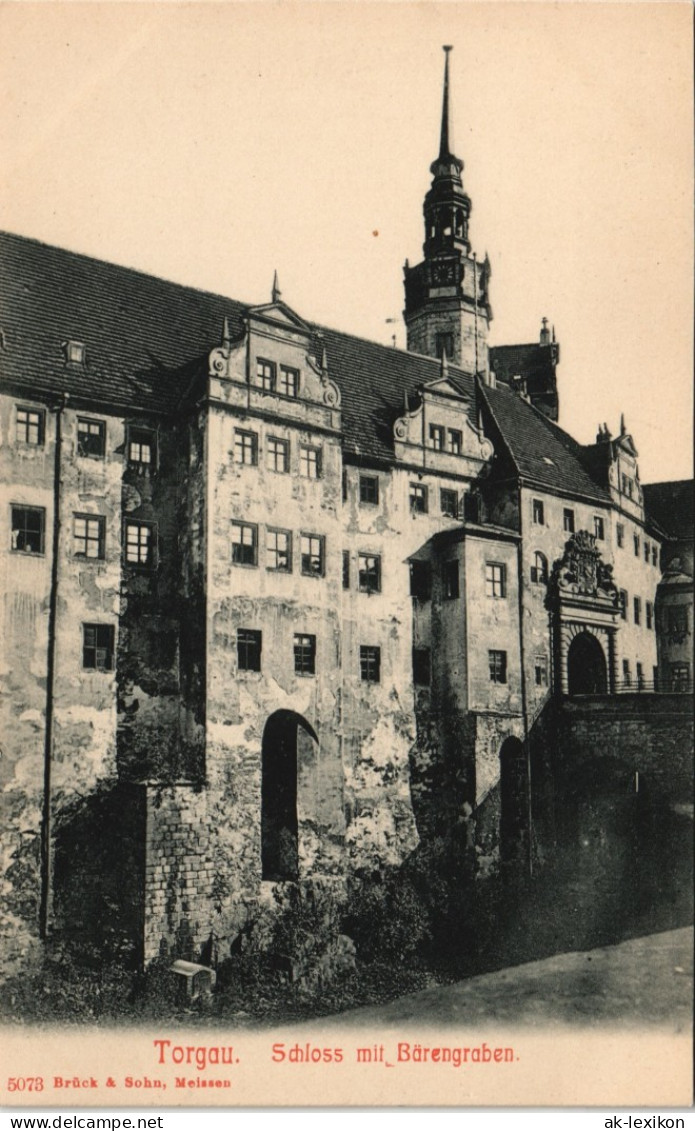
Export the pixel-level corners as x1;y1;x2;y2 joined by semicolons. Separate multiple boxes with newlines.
208;301;341;429
393;375;493;476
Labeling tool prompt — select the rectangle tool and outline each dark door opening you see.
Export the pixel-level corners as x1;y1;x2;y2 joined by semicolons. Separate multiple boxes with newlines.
261;710;316;882
500;736;528;865
567;631;607;695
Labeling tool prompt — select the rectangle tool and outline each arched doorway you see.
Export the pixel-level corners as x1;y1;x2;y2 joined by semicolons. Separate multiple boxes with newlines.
499;736;528;865
567;631;607;695
261;710;317;882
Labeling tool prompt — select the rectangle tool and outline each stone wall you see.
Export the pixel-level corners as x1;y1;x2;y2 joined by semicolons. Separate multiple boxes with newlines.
556;694;693;803
143;785;213;963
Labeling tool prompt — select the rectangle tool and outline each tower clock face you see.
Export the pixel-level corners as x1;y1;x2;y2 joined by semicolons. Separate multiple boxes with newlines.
431;260;457;286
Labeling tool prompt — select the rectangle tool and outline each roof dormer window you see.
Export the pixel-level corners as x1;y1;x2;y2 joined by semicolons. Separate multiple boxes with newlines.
65;340;86;364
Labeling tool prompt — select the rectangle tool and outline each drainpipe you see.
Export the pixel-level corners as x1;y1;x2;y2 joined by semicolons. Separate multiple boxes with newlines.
515;483;533;877
39;393;68;939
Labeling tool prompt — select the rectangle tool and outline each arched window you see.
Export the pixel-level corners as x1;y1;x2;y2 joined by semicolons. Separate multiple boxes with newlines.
530;551;548;584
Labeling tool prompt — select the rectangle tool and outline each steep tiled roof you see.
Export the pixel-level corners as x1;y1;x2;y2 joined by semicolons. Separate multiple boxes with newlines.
643;480;694;541
0;231;475;460
0;232;246;415
489;342;551;382
479;380;611;504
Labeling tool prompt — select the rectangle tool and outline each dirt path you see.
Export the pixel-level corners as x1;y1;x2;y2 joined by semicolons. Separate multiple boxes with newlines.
323;926;693;1030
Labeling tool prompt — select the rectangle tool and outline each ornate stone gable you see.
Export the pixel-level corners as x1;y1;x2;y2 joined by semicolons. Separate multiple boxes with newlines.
549;529;618;604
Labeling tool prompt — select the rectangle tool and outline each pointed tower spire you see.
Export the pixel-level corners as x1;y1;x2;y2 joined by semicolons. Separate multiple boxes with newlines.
272;270;281;303
439;46;454;159
403;47;490;373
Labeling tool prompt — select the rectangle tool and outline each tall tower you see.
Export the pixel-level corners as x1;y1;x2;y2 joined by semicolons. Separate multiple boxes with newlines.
404;47;491;373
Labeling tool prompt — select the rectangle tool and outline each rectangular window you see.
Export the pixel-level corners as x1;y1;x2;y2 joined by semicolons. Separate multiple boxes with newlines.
413;647;431;687
358;553;381;593
266;528;291;572
409;483;428;513
300;533;324;576
668;607;689;638
644;540;650;563
16;406;45;445
257;358;275;391
633;596;641;625
300;445;321;479
74;514;105;560
66;340;85;364
294;633;316;676
636;662;644;689
489;649;507;684
360;645;381;683
82;623;115;671
410;560;431;600
267;436;289;473
619;589;628;620
622;474;633;497
532;499;544;525
128;428;155;467
278;365;298;398
10;505;45;554
429;424;445;451
652;545;658;567
617;523;625;548
563;508;575;534
440;488;459;518
443;559;460;599
447;429;463;456
231;521;258;566
124;520;155;567
342;550;350;590
594;516;605;541
622;658;631;687
359;475;379;505
234;429;258;466
485;562;506;598
634;533;640;557
534;655;548;687
435;332;453;360
77;417;106;458
670;662;691;691
646;601;653;630
237;628;262;672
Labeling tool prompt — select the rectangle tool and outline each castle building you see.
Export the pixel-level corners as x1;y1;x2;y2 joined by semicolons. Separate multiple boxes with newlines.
0;51;674;967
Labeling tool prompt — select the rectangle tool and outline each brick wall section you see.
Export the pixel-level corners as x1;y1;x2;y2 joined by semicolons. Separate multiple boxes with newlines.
557;694;693;801
143;786;213;963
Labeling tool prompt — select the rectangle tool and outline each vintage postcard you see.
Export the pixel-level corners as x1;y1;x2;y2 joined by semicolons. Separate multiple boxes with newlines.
0;1;692;1111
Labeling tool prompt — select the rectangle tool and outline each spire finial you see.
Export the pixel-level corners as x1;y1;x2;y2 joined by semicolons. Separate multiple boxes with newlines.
440;346;449;377
439;46;454;159
222;315;231;348
620;413;626;435
272;270;281;303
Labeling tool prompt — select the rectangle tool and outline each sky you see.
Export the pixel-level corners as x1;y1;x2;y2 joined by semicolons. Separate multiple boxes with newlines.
1;2;692;483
